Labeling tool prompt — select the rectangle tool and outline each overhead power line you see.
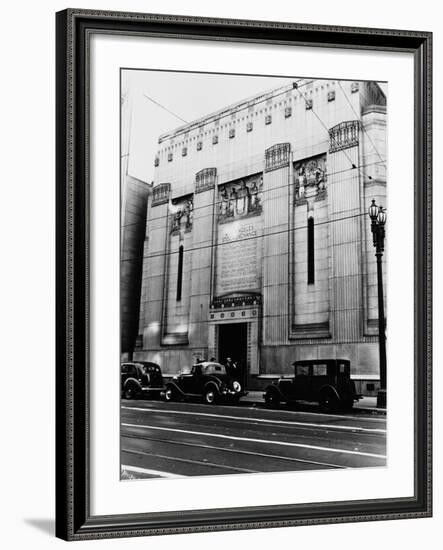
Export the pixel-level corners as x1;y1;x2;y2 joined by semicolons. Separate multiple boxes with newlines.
142;93;189;124
121;159;386;230
292;82;381;184
121;209;382;263
337;81;387;168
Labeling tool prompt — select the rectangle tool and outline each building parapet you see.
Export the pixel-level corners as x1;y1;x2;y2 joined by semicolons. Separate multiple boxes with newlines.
157;80;320;144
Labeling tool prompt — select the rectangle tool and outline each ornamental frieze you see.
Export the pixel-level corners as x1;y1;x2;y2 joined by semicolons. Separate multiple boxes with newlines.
211;294;262;310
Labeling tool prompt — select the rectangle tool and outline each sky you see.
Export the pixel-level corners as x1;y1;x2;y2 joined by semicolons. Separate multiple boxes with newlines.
123;69;387;184
124;70;303;183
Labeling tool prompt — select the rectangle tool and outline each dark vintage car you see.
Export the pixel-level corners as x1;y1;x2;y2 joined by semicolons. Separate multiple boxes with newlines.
263;359;361;412
164;362;247;405
121;362;165;400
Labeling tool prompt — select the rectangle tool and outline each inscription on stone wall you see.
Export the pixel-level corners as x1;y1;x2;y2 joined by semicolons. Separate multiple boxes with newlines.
216;219;262;294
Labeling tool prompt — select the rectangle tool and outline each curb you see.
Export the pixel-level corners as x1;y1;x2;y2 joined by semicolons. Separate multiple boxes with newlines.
353;406;387;416
239;397;387;416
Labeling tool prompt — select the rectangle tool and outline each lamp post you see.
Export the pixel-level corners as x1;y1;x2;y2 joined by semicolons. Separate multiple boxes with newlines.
368;199;387;408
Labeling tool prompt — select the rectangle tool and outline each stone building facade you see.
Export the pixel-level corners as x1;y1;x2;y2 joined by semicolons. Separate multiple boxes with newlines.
133;79;387;395
120;82;151;360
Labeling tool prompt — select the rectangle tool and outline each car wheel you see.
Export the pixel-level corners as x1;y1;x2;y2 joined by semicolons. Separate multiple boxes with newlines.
204;388;218;405
123;384;137;400
319;390;339;413
264;391;280;409
164;386;176;402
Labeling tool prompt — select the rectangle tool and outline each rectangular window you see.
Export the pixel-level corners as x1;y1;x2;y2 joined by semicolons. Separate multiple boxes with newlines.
307;217;315;284
176;245;184;301
296;365;310;376
313;364;328;376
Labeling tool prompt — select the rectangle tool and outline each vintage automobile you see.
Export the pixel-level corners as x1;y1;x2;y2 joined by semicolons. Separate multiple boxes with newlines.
121;361;165;400
164;361;247;405
263;359;361;412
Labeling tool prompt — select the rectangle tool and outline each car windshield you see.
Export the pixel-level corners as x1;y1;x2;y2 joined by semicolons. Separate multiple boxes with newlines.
295;365;310;376
179;366;193;375
204;363;227;375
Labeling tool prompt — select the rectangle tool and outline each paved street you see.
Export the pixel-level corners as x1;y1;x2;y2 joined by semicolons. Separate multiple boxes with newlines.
121;400;386;479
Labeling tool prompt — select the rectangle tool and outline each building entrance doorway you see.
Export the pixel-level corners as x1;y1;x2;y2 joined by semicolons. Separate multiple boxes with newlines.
218;323;248;388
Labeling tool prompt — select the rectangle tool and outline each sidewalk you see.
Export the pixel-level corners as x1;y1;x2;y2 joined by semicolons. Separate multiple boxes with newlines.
240;391;386;415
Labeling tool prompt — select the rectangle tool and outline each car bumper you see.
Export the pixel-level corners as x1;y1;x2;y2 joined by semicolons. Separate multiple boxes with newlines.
221;390;248;399
140;386;166;393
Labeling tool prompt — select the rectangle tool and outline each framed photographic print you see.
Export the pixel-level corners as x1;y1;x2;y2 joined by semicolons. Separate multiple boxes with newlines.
55;9;432;541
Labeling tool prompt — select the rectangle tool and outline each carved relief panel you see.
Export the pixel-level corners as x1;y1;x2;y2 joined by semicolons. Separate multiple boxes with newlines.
218;173;263;223
294;155;327;204
170;195;194;236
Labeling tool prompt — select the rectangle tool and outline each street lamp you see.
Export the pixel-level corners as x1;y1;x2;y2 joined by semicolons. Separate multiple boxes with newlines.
368;199;387;408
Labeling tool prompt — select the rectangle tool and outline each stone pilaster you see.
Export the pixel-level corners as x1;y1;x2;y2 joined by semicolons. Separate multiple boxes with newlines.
327;121;363;343
262;143;291;346
188;168;217;354
139;183;171;350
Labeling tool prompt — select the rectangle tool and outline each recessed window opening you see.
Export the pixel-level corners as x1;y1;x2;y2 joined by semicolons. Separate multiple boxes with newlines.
176;245;184;301
307;217;315;285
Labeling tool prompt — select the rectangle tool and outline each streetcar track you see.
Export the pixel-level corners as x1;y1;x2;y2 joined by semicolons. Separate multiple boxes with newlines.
122;406;386;435
123;413;384;444
121;447;258;474
121;432;347;469
122;422;387;459
122;401;387;423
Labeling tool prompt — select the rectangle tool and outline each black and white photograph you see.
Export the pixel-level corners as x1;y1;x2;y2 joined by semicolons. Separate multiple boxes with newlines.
0;0;437;547
120;70;388;480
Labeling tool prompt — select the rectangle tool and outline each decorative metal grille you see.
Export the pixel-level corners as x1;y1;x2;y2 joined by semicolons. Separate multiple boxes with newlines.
152;182;171;206
329;120;360;153
264;143;291;172
195;167;217;193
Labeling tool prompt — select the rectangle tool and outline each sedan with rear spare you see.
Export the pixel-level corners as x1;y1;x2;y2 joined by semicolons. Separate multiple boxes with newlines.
164;362;247;405
121;362;165;400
